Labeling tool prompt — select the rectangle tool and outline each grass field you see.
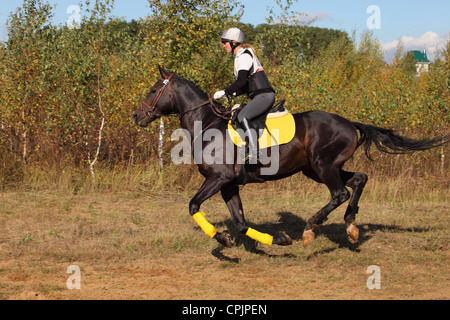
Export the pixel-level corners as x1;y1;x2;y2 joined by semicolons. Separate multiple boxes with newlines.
0;168;448;300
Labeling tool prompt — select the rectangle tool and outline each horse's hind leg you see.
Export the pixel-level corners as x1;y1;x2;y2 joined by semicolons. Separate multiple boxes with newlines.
221;184;292;246
302;166;351;247
340;170;368;241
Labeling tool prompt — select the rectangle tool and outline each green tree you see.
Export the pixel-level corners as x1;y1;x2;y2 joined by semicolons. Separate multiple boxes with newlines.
255;0;308;67
144;0;242;69
399;51;418;77
300;26;351;61
0;0;447;188
2;0;56;164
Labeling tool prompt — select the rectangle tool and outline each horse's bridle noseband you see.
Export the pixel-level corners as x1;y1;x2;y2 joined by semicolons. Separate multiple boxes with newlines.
140;73;174;122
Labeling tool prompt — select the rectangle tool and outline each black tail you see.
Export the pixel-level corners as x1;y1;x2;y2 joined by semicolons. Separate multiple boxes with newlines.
352;122;449;160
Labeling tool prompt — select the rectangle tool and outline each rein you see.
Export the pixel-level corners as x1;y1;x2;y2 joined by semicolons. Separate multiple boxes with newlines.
141;74;232;123
178;97;233;146
178;97;232;121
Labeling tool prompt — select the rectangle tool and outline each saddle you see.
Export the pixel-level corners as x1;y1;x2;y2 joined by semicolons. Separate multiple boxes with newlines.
230;99;286;133
227;100;296;185
228;99;296;150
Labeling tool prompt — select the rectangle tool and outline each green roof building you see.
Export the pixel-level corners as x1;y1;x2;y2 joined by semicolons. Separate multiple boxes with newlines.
411;50;430;63
409;49;431;76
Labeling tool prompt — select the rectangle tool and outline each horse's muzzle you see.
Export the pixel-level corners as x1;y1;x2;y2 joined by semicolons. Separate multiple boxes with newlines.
133;112;151;127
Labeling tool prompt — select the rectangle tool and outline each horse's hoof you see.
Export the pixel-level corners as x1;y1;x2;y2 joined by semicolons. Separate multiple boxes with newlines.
302;229;315;247
346;223;359;242
273;231;293;246
215;231;233;248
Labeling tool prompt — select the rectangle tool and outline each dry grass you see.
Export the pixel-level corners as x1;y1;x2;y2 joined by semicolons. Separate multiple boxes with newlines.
0;165;448;299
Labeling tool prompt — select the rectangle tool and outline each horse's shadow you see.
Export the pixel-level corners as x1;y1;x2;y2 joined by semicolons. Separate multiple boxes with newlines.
211;211;431;262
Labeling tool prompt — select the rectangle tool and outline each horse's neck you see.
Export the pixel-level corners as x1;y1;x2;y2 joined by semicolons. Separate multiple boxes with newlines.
177;88;218;135
179;105;218;140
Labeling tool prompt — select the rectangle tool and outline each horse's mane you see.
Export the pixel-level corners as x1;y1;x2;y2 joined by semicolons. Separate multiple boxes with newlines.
175;73;230;114
177;74;209;98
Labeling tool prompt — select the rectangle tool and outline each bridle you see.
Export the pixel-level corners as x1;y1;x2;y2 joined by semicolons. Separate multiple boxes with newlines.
140;73;174;122
139;73;232;123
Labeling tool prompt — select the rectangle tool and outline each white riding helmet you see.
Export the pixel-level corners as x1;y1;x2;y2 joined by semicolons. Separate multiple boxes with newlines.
221;28;245;44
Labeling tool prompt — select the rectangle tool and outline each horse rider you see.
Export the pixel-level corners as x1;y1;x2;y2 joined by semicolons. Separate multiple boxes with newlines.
214;27;275;164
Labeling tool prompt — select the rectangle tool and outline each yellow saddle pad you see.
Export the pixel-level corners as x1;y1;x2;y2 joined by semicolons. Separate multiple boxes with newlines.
227;112;296;149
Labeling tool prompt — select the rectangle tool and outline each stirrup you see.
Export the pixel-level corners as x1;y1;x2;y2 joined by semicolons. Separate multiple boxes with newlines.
243;147;262;165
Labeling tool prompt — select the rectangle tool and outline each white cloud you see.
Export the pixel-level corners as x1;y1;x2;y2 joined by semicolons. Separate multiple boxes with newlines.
382;31;449;62
286;11;335;25
308;11;334;23
0;24;7;42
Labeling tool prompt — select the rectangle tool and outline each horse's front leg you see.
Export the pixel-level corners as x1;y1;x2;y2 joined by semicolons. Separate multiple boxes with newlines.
189;176;233;247
221;184;292;246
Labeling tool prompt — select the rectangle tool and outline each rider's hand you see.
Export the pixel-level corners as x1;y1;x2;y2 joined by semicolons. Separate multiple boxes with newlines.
213;90;226;100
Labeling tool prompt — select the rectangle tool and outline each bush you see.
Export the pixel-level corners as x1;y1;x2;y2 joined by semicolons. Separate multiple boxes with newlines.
0;0;448;190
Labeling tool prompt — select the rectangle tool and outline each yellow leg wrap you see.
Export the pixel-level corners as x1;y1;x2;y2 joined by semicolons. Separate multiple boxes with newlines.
246;228;273;246
192;212;217;238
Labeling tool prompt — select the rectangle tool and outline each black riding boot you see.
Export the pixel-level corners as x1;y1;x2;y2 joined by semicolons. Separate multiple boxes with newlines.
240;118;260;164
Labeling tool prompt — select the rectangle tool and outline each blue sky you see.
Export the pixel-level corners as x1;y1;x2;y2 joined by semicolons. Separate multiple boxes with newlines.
1;0;449;60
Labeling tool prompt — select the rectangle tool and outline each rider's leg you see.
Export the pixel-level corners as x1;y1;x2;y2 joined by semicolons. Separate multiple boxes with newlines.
237;92;275;123
239;118;259;164
237;92;275;163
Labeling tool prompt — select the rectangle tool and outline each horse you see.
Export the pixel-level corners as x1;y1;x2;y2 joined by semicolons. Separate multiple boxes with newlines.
133;66;448;248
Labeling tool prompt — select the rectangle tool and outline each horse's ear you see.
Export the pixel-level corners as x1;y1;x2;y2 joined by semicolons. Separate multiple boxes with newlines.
158;65;171;79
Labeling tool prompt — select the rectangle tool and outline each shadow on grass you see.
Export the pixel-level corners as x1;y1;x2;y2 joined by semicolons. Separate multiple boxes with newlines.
211;211;432;262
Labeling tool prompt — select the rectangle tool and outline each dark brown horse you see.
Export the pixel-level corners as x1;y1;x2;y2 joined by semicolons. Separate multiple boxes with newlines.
133;66;448;248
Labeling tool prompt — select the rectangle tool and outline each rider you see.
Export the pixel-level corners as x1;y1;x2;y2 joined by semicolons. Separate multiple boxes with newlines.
214;27;275;164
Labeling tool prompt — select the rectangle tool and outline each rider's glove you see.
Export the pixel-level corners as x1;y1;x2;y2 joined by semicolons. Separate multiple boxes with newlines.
213;90;226;100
